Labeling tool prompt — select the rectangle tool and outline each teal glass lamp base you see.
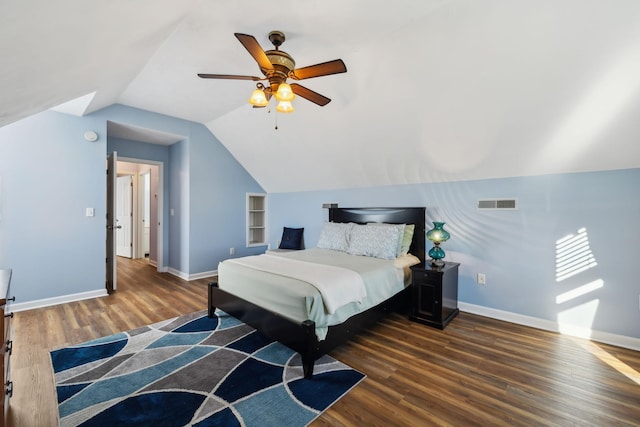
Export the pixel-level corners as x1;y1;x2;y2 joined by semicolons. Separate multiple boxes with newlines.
428;243;446;267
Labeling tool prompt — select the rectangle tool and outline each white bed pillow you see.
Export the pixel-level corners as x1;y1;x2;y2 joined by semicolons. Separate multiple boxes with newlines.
347;224;403;259
317;222;354;252
366;222;407;257
394;253;421;268
400;224;415;255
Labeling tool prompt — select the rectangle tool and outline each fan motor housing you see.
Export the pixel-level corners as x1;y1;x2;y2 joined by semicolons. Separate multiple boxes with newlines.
265;50;295;72
262;50;295;90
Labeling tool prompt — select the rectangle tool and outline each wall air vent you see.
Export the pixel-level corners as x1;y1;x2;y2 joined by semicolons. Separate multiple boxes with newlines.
477;199;518;210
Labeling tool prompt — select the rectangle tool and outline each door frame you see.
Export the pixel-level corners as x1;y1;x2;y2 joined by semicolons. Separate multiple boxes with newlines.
106;152;117;293
114;156;166;273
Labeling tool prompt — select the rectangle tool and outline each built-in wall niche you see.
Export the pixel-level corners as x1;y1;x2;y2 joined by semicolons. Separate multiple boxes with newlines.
247;193;267;247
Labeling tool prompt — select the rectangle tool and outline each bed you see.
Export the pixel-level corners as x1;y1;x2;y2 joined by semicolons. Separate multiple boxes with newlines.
208;207;426;378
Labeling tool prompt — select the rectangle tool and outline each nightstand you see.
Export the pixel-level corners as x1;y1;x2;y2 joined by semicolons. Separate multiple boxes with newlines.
409;262;459;329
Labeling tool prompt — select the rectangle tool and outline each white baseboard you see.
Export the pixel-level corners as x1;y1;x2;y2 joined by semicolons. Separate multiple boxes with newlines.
167;267;189;281
459;302;640;351
167;268;217;281
10;289;108;313
189;269;217;281
10;267;216;313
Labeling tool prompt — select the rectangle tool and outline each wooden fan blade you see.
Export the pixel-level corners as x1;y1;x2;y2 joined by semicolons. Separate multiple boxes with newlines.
197;73;263;81
290;83;331;106
198;74;264;82
292;59;347;80
234;33;274;71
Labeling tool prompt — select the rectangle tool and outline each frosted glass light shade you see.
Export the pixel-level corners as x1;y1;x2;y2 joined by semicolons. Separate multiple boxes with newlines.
276;100;294;113
275;83;294;101
248;88;268;107
426;222;450;244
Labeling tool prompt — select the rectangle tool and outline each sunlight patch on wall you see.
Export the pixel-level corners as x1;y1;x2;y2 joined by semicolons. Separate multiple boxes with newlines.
556;228;601;338
555;228;597;282
556;279;604;304
557;299;599;339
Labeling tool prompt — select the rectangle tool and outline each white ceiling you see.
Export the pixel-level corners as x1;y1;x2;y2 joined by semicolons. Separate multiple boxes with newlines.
3;0;640;192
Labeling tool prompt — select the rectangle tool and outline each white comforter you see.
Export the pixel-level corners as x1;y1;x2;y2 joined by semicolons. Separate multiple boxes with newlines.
218;248;420;340
225;253;366;313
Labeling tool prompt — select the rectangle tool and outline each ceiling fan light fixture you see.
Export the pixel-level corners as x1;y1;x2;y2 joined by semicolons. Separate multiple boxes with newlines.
248;85;268;107
199;31;347;114
276;100;294;113
275;83;294;101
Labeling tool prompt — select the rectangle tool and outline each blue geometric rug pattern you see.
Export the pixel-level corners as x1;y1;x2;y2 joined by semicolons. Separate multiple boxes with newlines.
50;309;365;427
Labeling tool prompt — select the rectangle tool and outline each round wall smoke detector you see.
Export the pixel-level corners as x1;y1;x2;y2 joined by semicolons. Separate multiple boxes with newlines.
83;131;98;142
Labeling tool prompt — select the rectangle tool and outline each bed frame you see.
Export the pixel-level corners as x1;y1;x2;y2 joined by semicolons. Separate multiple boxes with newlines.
208;207;426;379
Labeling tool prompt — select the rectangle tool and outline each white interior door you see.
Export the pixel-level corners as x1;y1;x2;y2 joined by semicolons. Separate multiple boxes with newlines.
116;175;133;258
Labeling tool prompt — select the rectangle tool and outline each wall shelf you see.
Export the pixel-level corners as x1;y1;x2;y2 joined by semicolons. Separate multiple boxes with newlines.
247;193;267;247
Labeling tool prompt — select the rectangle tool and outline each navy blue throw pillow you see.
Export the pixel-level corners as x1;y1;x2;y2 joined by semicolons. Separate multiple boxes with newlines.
279;227;304;250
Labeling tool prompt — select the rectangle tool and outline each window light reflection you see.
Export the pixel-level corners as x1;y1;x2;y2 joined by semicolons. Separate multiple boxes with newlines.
556;279;604;304
555;228;597;282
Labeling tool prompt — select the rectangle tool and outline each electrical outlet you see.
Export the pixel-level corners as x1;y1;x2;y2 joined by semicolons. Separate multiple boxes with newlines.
477;273;486;285
229;247;235;255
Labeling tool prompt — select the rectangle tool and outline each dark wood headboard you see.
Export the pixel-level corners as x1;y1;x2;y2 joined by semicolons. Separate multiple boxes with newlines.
328;207;426;263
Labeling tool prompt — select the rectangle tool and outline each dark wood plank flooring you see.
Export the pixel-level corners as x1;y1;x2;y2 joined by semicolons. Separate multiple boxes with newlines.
8;257;640;426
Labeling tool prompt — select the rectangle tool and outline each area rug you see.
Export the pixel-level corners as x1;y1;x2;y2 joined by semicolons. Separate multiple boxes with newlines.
50;309;365;427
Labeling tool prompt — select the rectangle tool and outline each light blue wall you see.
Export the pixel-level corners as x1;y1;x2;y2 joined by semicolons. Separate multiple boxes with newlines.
0;111;106;301
0;104;264;305
187;123;265;273
169;140;190;273
109;137;172;160
267;168;640;340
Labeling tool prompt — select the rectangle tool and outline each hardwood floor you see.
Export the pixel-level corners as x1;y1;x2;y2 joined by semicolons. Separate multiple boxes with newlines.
8;257;640;426
8;257;209;427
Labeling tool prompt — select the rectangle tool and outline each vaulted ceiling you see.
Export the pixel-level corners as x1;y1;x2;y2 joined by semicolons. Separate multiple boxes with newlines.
3;1;640;192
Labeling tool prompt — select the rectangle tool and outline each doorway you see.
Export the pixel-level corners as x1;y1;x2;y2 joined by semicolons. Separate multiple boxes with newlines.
107;155;165;292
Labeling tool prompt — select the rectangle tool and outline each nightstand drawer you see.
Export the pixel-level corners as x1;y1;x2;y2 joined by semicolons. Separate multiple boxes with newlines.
412;269;442;284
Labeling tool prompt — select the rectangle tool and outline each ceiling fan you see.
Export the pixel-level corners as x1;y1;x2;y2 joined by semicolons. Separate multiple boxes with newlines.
198;31;347;112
